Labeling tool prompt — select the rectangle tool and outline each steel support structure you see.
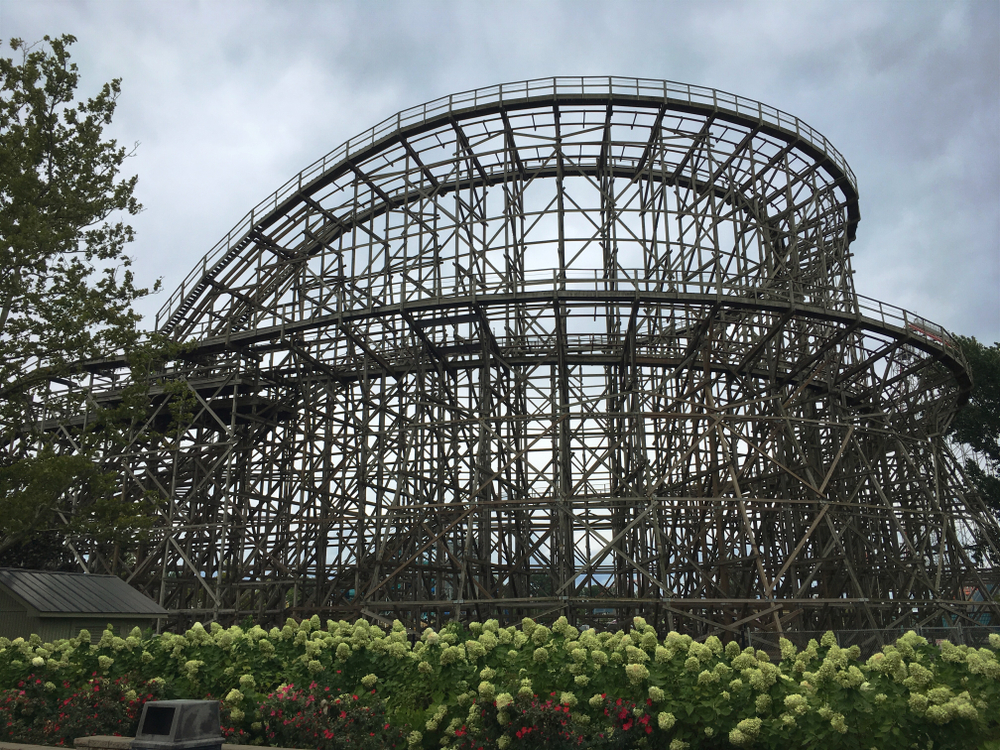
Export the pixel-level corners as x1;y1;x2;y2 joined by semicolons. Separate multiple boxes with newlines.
33;78;1000;635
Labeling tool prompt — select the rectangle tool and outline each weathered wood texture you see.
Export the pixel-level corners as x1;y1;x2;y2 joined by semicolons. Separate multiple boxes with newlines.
32;78;1000;635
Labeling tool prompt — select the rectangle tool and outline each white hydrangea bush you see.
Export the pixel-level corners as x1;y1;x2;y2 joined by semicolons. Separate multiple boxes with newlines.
0;614;997;748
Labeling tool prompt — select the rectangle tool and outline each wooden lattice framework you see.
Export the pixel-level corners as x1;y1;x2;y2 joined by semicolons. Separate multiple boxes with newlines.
36;78;1000;634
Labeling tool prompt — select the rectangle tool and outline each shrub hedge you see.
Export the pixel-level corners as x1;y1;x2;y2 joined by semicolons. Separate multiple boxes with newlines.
1;616;998;749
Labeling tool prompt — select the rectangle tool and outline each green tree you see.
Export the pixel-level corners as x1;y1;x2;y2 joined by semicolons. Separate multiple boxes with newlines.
950;336;1000;516
0;35;159;565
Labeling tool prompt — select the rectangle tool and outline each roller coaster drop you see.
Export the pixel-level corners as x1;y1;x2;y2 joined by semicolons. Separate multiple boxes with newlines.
37;78;1000;634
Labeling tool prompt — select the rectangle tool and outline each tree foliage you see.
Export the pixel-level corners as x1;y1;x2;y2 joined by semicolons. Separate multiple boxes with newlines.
0;35;159;563
950;336;1000;516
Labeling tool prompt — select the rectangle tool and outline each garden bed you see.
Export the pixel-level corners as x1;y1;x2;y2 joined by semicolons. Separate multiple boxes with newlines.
2;617;999;749
0;738;306;750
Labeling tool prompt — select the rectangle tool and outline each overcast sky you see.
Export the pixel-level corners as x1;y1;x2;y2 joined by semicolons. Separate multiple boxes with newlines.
2;0;997;341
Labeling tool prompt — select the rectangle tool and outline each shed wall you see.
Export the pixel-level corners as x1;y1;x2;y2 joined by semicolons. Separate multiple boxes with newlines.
0;588;156;641
0;589;31;641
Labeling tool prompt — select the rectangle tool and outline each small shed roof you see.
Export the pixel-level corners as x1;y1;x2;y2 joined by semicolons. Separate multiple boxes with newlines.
0;568;168;618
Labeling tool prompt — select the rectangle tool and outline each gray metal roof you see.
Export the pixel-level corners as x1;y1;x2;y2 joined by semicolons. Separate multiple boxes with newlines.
0;569;168;617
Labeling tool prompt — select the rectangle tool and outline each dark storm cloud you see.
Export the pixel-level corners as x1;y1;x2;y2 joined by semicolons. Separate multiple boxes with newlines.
1;0;996;340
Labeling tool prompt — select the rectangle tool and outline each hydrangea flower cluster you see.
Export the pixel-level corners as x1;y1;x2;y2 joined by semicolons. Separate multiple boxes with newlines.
0;618;997;748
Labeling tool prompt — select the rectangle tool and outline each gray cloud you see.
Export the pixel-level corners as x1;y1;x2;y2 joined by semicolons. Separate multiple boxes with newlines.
1;0;996;340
